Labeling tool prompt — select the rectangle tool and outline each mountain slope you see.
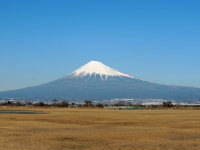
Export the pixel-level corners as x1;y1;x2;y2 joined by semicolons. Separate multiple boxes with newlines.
70;60;136;79
0;61;200;101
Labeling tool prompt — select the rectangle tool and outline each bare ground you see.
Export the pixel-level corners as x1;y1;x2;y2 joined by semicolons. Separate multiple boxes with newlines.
0;107;200;150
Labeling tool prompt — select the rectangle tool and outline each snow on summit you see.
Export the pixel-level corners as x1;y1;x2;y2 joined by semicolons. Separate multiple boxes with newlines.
70;60;136;79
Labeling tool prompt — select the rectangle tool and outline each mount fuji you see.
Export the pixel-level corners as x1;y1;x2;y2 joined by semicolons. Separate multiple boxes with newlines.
1;60;200;102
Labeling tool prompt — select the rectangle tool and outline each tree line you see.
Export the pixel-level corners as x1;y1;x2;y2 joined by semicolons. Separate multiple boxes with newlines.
0;100;200;109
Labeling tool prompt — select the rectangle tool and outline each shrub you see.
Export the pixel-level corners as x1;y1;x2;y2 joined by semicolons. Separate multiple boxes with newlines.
163;101;173;108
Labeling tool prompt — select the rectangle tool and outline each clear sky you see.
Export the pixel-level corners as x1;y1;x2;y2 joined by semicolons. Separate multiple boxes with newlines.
0;0;200;91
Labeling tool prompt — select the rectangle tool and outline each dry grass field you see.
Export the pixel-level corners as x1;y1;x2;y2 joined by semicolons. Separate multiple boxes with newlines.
0;107;200;150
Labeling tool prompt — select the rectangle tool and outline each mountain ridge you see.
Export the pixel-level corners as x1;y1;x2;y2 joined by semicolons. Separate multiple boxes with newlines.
0;60;200;102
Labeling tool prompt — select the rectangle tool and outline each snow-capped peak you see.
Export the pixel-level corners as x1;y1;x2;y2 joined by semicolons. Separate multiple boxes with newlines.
70;60;136;79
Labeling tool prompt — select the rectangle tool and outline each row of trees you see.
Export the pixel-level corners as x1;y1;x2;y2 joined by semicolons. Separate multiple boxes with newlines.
0;99;178;108
0;100;104;108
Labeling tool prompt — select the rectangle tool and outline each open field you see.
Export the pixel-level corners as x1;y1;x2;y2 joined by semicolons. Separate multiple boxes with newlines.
0;107;200;150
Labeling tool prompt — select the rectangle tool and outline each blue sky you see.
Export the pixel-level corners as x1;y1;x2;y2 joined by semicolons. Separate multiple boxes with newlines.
0;0;200;91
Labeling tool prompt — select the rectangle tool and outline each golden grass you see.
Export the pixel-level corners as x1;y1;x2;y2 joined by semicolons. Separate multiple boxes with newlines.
0;107;200;150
